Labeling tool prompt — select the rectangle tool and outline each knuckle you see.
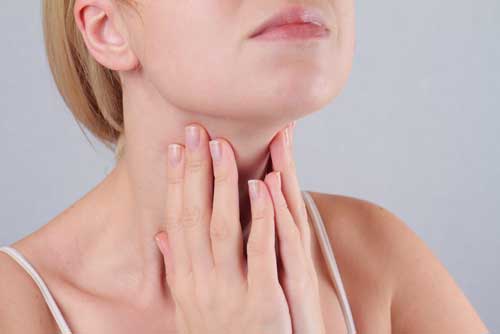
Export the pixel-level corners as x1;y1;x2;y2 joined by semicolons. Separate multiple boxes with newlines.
252;210;267;224
165;212;183;232
172;274;193;302
251;284;284;313
247;213;273;255
210;216;230;241
268;283;286;302
167;175;184;186
169;278;182;298
275;201;290;214
246;235;271;257
309;270;320;289
185;157;206;174
284;275;311;296
182;206;203;229
195;285;215;311
282;225;301;244
213;171;231;186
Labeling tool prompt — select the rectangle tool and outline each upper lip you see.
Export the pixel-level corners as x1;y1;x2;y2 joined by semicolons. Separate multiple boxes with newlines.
249;4;328;38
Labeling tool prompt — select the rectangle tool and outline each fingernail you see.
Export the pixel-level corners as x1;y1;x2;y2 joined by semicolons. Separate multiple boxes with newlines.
155;233;166;253
209;140;222;163
168;144;182;167
284;127;290;147
248;180;261;200
290;122;295;142
276;171;281;189
185;125;200;151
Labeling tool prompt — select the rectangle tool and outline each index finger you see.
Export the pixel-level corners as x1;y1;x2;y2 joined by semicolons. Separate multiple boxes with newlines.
163;143;192;279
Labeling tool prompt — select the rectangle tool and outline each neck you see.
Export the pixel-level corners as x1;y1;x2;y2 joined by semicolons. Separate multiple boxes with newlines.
82;76;291;303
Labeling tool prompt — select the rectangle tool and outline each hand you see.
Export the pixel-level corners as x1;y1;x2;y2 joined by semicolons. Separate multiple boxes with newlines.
154;123;292;334
266;121;326;334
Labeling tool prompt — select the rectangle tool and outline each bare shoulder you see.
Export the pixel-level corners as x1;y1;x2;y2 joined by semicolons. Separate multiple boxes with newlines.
307;191;489;334
0;250;60;333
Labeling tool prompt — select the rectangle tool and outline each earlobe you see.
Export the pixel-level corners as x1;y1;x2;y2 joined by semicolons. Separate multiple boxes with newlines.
74;0;138;71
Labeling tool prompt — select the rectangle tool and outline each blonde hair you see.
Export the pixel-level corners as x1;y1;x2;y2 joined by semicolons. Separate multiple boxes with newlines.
42;0;135;162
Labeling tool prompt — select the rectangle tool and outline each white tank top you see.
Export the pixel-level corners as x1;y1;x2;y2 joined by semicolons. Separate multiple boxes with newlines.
0;190;356;334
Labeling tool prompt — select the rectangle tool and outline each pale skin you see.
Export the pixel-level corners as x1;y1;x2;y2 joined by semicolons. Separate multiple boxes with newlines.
0;0;489;333
154;122;325;334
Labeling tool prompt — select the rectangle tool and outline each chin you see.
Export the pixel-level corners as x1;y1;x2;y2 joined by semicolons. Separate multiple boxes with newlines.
295;77;339;110
146;59;351;123
260;70;347;117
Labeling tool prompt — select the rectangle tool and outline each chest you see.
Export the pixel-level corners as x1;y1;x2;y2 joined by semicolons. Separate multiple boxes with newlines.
52;222;388;333
56;282;348;334
307;219;392;334
53;288;176;333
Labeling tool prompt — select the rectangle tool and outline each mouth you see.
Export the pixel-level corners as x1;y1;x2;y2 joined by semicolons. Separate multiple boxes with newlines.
248;4;330;40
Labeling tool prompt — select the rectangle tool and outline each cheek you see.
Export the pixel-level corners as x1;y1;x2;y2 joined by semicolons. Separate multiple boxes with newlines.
139;4;240;116
144;33;240;118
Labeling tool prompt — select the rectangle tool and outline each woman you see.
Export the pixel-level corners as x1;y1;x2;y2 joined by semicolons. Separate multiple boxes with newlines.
0;0;489;333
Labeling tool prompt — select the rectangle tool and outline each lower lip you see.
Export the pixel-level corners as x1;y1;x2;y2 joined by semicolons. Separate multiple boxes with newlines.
250;22;330;41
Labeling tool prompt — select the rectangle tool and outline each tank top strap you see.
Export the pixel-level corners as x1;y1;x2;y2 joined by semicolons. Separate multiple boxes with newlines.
301;190;357;334
0;246;72;334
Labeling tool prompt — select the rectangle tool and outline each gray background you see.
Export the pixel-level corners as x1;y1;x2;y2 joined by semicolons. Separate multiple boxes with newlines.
1;0;498;331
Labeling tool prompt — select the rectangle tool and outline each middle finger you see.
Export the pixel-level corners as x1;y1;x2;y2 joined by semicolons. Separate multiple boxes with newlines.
183;124;215;278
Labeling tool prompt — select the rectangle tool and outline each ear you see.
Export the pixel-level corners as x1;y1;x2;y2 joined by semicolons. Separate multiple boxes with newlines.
74;0;139;71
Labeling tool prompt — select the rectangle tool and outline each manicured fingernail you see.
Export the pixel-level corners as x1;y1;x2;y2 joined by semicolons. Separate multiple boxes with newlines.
209;139;222;163
290;122;295;142
185;125;200;151
276;171;281;189
248;180;261;200
284;127;291;147
168;144;181;167
155;233;167;253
